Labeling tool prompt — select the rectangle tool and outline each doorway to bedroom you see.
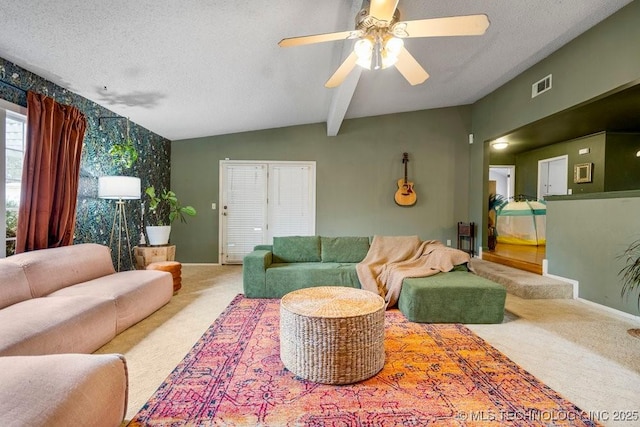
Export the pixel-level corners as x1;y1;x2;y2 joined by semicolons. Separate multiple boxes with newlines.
486;164;545;274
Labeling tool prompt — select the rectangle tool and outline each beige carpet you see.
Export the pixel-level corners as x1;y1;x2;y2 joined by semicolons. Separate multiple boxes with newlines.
96;264;640;427
471;258;574;299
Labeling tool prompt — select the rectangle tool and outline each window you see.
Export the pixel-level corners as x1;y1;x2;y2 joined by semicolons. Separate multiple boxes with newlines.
0;100;27;257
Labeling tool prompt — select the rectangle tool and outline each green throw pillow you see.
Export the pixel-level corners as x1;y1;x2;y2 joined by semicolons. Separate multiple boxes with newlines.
321;236;370;263
272;236;321;263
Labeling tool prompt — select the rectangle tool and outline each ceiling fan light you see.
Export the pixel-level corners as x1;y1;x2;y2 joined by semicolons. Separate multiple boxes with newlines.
380;37;402;69
381;51;398;69
354;38;373;69
354;38;373;59
356;56;372;70
384;37;404;55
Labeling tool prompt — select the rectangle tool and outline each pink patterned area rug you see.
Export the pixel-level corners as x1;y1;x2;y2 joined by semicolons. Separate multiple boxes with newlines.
128;294;600;426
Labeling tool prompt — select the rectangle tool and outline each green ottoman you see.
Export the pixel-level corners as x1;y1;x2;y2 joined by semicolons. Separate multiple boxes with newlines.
398;271;506;324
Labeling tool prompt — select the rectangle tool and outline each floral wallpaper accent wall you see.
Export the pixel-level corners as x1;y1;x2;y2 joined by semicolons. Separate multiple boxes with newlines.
0;58;171;270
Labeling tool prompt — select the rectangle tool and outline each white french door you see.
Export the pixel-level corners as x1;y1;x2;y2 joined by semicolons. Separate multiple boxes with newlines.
220;163;268;264
538;155;568;199
219;161;315;264
266;164;315;241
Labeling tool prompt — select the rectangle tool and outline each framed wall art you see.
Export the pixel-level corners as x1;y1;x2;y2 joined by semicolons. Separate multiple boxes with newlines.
574;162;593;183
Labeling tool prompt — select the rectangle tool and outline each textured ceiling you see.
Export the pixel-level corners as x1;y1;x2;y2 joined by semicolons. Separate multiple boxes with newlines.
0;1;633;140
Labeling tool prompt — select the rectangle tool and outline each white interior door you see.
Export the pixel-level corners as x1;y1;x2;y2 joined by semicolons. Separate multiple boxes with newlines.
538;155;568;199
220;161;315;264
489;165;515;201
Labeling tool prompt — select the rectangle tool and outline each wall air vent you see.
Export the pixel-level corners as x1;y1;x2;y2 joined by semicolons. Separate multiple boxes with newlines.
532;74;552;98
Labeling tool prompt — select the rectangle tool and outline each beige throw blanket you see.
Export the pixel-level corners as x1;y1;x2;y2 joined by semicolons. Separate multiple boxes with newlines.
356;235;473;307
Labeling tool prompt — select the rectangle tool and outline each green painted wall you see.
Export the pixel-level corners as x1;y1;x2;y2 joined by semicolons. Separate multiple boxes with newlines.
171;107;471;263
546;194;640;315
604;133;640;191
470;1;640;234
469;1;640;315
514;132;606;197
501;131;640;200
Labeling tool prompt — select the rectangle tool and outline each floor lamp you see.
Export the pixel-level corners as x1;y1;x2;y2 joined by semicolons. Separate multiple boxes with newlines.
98;176;141;271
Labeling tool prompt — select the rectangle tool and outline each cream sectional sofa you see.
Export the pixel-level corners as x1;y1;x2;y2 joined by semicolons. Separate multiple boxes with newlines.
0;353;128;427
0;243;174;426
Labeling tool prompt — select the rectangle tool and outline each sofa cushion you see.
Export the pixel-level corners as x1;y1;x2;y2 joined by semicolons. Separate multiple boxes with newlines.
0;261;32;309
253;244;273;251
398;271;506;324
9;243;116;297
50;270;173;334
272;236;321;263
321;236;370;263
0;353;127;427
0;295;117;356
265;262;360;298
243;249;273;298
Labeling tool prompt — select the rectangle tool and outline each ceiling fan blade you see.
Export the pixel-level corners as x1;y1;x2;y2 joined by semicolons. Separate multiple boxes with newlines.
395;47;429;86
369;0;399;23
279;30;362;47
325;52;358;88
392;14;490;38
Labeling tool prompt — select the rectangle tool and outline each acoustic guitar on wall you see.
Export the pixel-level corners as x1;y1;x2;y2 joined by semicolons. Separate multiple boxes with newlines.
394;152;417;206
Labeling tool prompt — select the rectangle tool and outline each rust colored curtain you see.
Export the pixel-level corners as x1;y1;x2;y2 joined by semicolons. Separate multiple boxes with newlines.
16;92;87;253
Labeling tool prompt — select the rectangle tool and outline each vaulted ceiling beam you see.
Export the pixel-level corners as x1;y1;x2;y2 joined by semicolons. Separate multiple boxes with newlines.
326;0;365;136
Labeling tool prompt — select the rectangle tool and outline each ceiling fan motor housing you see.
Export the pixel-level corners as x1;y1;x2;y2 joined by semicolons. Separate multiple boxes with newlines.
356;7;400;32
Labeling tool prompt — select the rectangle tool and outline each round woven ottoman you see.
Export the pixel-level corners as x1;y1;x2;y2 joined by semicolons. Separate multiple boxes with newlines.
146;261;182;293
280;286;385;385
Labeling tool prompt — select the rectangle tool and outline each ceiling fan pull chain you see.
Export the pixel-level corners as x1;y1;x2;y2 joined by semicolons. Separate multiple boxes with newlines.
372;34;383;70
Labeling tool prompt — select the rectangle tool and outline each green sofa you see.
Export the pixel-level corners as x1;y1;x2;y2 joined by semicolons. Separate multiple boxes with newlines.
399;272;506;324
243;235;506;324
243;236;369;298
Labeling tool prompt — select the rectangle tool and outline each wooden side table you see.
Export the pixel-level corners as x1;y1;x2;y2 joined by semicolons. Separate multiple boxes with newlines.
457;222;476;256
133;245;176;270
147;261;182;293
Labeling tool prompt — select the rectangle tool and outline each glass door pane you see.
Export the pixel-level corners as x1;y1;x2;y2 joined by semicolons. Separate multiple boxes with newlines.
4;112;26;257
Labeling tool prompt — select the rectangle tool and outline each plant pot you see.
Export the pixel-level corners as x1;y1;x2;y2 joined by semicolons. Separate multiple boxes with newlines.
146;225;171;246
487;235;497;251
487;227;497;251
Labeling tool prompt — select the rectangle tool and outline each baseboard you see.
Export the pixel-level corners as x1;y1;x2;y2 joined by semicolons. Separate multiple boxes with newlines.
182;262;221;266
544;265;640;321
578;297;640;324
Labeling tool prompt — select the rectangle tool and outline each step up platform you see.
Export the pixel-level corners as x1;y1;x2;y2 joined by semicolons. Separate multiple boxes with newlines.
470;258;574;299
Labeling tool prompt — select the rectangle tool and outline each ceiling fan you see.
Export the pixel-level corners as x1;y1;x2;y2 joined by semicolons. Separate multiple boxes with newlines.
278;0;490;88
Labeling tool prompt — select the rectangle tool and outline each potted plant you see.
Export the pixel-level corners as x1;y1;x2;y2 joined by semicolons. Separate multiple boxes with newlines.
144;186;196;245
487;193;506;251
108;118;138;170
618;238;640;338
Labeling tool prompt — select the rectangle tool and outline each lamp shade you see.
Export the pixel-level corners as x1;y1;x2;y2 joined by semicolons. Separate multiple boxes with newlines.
98;176;141;200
